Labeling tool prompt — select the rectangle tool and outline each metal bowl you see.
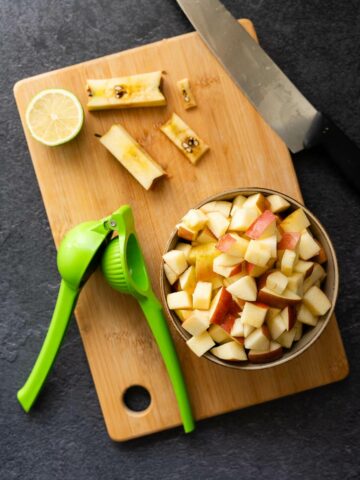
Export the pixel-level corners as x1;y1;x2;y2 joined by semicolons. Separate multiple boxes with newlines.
160;187;339;370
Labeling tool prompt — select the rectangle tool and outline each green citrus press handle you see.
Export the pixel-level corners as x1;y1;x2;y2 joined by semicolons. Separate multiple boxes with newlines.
17;280;78;412
139;293;195;433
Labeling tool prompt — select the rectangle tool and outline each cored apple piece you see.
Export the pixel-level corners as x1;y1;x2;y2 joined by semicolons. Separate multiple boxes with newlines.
226;275;257;301
267;313;286;340
313;241;328;264
281;249;297;276
216;233;249;258
230;316;244;337
196;228;217;244
294;260;314;278
280;208;310;232
303;286;331;316
243;323;255;338
248;341;283;363
266;307;281;321
175;309;192;322
278;232;301;251
243;193;269;213
241;302;268;328
266;194;290;213
99;124;165;190
182;209;208;232
86;71;166;110
176;223;198;242
286;272;304;296
186;331;215;357
208;324;231;344
211;341;247;361
280;306;296;331
245;240;271;267
163;250;188;275
164;264;178;285
214;253;243;267
299;230;321;260
177;77;197;109
182;310;210;336
257;236;277;259
167;291;192;310
223;272;246;287
207;212;230;238
266;271;288;294
229;208;259;231
192;281;212;310
246;261;273;278
160;113;209;164
211;275;224;290
257;287;301;309
245;210;277;239
296;303;318;326
303;263;326;292
244;326;270;350
209;287;233;324
218;312;238;334
200;201;232;217
179;266;196;293
276;327;296;349
230;194;247;216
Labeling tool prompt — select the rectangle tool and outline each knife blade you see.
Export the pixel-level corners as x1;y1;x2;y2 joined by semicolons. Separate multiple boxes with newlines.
177;0;360;193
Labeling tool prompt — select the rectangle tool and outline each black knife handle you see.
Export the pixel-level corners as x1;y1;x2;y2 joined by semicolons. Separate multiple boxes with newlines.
304;112;360;193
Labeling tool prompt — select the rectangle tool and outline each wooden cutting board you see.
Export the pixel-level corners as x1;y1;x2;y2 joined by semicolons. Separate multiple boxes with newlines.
14;20;349;441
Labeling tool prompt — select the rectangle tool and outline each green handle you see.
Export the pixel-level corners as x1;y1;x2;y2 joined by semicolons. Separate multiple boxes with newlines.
139;293;195;433
17;280;78;412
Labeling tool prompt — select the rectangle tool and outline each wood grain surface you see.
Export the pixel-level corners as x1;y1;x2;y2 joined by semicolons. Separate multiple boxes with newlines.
14;20;348;441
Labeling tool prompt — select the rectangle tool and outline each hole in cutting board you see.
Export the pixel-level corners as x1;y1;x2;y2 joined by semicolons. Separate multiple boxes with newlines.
122;385;151;413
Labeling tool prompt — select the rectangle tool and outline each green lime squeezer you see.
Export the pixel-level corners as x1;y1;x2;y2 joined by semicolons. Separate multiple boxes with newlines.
17;205;195;434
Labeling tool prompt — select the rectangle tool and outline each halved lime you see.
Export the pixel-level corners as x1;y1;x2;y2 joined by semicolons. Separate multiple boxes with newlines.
25;88;84;146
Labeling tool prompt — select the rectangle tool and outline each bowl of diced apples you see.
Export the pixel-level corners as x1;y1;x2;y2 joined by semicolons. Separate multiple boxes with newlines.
160;188;338;370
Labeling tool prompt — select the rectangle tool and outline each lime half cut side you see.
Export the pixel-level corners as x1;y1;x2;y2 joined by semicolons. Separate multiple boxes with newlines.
25;88;84;146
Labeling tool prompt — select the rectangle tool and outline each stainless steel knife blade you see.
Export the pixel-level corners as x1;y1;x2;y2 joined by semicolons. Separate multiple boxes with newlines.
176;0;318;153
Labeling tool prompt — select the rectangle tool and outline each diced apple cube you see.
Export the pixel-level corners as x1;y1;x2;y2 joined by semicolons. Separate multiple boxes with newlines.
242;193;268;213
278;232;301;251
212;275;224;290
286;272;304;296
186;331;215;357
208;324;231;344
257;235;277;258
167;291;192;310
209;287;233;324
266;307;281;321
164;263;178;285
243;323;255;338
266;271;288;294
299;229;321;260
182;208;208;232
257;287;302;309
294;260;314;278
207;211;230;238
200;201;232;217
303;286;331;316
241;302;268;328
182;310;210;336
230;316;244;337
163;250;188;275
267;314;286;340
214;253;243;267
245;240;271;267
213;264;233;278
276;327;296;349
266;194;290;213
193;281;212;309
223;272;246;287
229;208;259;231
211;341;247;361
246;262;272;277
196;227;217;244
230;194;247;216
175;309;192;322
244;326;270;350
179;266;196;293
216;233;249;257
296;303;318;326
246;210;277;239
280;306;296;331
280;208;310;232
303;263;326;292
281;249;297;276
294;321;303;341
177;77;197;109
226;275;257;301
175;242;192;260
176;223;198;241
248;341;283;363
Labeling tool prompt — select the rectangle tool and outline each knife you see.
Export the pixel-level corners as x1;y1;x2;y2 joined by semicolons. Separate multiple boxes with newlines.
176;0;360;193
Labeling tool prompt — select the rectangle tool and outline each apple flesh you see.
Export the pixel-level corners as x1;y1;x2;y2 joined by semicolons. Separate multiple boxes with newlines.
216;233;249;257
208;324;231;344
278;232;301;251
226;275;257;301
182;208;208;232
230;316;244;337
266;271;288;295
177;223;198;242
299;230;321;260
211;341;247;361
267;313;286;340
280;306;296;331
303;286;331;316
186;331;215;357
167;291;193;310
245;210;277;239
245;240;271;267
248;341;283;363
241;302;268;328
192;281;212;310
200;200;232;217
163;250;188;276
243;193;269;213
209;287;233;324
244;325;270;350
294;321;303;341
294;260;314;278
182;310;210;336
257;287;302;309
276;327;296;349
196;227;217;244
179;265;196;293
207;212;230;238
229;208;259;231
280;208;310;233
164;263;178;285
267;194;290;213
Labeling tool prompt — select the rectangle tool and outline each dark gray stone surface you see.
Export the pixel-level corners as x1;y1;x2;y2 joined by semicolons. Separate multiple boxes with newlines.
1;1;359;478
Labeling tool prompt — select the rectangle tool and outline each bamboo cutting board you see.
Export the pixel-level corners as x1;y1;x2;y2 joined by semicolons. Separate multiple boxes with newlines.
14;20;349;441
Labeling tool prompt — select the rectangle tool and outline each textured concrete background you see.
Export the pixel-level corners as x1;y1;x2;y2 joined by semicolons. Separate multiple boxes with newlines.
1;1;360;478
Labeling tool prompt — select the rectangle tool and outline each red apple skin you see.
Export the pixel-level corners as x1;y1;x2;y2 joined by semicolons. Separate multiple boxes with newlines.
216;233;236;252
278;232;301;250
233;297;246;310
282;306;296;330
254;302;270;310
219;313;238;334
257;270;276;289
257;288;301;309
229;262;245;276
245;210;277;239
210;288;233;324
261;324;271;339
228;299;241;316
248;345;283;363
233;336;245;345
